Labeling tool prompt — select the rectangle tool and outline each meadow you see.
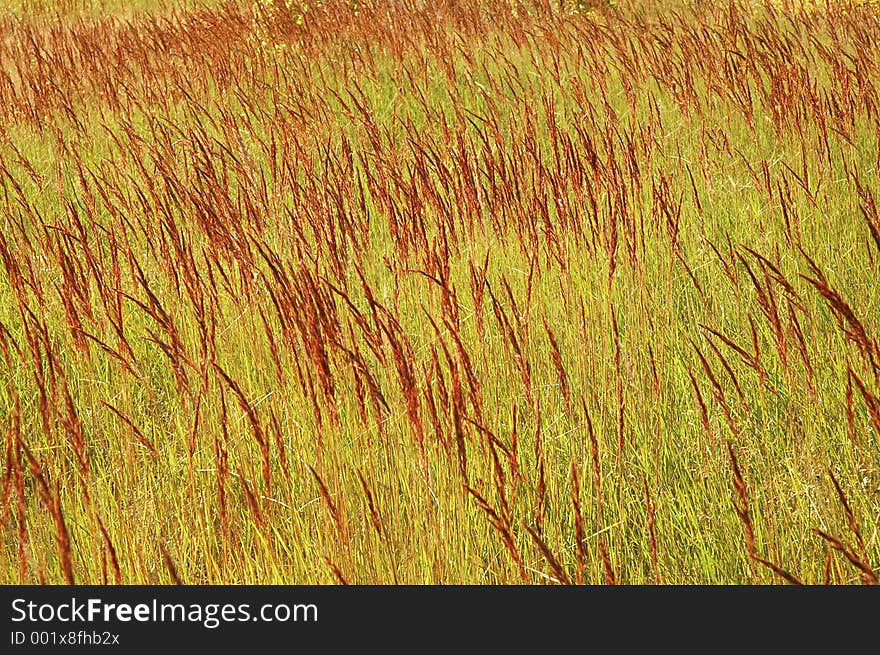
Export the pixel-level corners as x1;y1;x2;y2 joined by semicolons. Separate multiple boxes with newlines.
0;0;878;584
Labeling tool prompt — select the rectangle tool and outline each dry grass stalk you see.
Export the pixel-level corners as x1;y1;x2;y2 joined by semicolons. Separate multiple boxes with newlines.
727;442;802;585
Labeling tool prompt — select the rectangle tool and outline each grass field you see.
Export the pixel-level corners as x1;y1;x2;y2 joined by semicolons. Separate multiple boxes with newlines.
0;0;878;584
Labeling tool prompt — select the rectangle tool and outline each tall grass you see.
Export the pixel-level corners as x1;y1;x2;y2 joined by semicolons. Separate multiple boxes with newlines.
0;0;878;584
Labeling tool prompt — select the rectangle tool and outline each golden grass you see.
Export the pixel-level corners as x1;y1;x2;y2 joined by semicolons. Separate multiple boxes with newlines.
0;0;878;584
